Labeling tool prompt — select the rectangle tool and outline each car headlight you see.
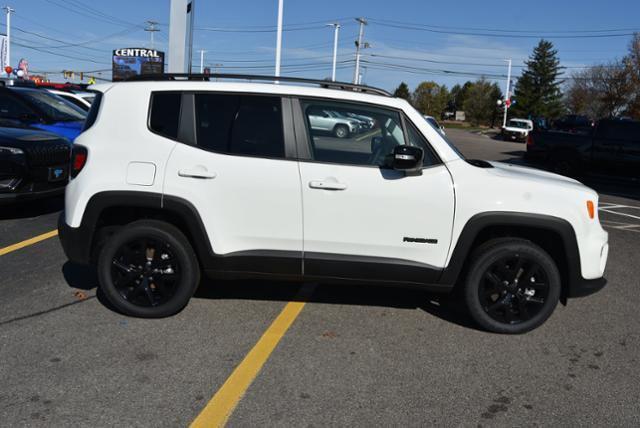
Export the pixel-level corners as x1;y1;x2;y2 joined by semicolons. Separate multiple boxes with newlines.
0;146;24;156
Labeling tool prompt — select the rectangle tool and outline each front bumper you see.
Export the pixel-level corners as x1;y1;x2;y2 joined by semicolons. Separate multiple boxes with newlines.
568;276;607;298
0;185;65;205
503;131;527;141
58;212;92;265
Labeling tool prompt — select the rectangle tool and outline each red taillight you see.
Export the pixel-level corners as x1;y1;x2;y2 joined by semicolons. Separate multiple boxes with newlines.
71;146;87;178
526;133;534;147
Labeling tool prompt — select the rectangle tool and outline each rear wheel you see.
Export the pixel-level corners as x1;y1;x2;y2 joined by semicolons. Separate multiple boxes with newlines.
97;220;200;318
464;238;561;334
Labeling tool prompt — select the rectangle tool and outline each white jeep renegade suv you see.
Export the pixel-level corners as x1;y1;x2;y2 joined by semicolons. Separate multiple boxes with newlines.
58;75;609;334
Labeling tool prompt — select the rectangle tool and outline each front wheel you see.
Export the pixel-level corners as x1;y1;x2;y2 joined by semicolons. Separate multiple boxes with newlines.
333;124;350;139
97;220;200;318
464;238;561;334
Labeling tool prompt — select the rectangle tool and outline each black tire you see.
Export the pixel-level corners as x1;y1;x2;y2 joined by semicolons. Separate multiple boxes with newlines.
97;220;200;318
333;124;350;139
464;238;561;334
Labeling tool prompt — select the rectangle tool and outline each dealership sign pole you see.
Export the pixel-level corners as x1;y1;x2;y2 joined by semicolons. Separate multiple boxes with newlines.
3;6;13;72
168;0;195;73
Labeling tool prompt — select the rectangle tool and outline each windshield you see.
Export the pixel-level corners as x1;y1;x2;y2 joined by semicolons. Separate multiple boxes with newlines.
426;117;441;129
508;120;529;129
417;109;464;159
14;88;86;122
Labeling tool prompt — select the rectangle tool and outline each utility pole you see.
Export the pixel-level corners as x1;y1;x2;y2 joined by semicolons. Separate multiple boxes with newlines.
3;6;14;71
199;49;205;73
327;23;340;82
274;0;284;77
145;20;160;49
353;17;367;84
502;58;512;128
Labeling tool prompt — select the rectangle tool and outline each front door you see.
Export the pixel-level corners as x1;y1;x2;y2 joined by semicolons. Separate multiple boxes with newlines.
295;98;455;285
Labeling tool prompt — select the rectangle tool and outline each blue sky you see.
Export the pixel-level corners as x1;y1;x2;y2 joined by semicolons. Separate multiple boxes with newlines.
5;0;639;92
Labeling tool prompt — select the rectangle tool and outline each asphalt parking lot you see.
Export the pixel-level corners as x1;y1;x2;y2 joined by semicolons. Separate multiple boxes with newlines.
1;128;639;427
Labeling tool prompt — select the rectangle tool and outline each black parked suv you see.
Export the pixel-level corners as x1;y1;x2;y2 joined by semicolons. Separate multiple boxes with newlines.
527;118;640;177
0;127;72;204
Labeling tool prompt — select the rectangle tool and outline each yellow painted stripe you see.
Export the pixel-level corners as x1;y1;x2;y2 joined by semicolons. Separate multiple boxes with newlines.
191;285;313;428
0;229;58;257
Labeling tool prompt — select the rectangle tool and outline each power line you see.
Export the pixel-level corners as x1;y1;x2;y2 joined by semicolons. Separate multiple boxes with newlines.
368;18;640;35
367;18;638;39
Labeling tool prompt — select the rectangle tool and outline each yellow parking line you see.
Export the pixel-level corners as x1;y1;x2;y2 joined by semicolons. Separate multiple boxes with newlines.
191;285;314;428
0;229;58;257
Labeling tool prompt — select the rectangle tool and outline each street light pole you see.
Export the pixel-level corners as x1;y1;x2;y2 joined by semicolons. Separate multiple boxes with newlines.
503;58;512;128
327;23;340;82
275;0;284;77
353;17;367;84
3;6;14;71
199;49;205;73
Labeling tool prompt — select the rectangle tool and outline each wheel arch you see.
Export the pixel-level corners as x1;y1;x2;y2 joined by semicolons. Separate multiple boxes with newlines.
440;212;582;302
70;191;213;267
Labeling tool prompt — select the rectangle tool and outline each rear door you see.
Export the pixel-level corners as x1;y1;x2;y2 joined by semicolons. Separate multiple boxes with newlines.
294;98;455;285
162;92;303;276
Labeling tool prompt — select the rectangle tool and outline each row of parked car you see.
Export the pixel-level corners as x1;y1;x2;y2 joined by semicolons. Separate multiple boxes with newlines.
0;78;92;204
499;114;639;180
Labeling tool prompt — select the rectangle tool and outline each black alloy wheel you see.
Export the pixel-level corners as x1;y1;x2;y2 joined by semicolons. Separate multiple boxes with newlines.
480;254;549;325
97;220;200;318
111;237;180;307
464;238;561;334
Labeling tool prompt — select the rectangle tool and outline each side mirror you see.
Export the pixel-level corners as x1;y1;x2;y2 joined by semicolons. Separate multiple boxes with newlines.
392;145;423;173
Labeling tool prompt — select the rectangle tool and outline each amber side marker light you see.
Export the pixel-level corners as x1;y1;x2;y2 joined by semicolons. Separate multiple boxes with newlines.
587;200;595;219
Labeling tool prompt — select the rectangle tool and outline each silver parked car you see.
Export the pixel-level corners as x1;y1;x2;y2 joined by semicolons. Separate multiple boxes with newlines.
308;107;360;138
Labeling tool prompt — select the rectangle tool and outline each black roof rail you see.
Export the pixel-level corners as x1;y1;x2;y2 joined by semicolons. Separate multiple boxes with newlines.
124;73;392;97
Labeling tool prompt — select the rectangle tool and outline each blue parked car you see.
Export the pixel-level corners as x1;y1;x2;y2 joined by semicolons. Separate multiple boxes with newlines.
0;82;87;141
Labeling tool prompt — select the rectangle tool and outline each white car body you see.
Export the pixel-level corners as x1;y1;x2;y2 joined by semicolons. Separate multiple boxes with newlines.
58;79;608;332
64;80;607;280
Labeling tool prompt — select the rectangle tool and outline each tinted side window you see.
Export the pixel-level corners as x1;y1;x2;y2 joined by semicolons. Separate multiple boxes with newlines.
0;92;35;119
301;99;438;168
149;92;181;139
195;94;285;158
598;120;640;142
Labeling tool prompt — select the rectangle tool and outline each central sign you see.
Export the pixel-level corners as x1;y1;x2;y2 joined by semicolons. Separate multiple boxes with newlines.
112;47;165;81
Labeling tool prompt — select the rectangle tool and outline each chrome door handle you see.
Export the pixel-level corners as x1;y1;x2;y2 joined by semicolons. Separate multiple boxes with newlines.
178;166;216;179
309;180;347;191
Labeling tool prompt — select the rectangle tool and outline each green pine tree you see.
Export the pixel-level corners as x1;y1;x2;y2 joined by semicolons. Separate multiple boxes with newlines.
511;40;565;119
393;82;411;100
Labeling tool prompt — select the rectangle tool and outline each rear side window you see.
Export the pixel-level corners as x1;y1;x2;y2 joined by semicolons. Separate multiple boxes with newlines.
149;92;181;139
82;91;102;131
195;94;284;158
597;120;640;142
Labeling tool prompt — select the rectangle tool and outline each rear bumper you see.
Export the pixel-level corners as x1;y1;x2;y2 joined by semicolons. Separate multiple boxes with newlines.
58;212;92;265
